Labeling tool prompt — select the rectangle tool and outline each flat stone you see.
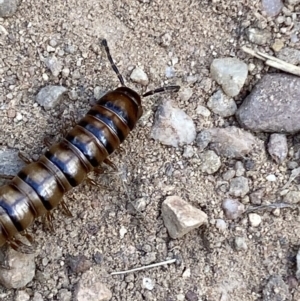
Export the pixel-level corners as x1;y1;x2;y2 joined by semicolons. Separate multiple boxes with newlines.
236;74;300;134
161;196;208;239
210;58;248;97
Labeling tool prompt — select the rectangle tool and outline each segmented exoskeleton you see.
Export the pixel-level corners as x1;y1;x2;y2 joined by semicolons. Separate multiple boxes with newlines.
0;40;180;253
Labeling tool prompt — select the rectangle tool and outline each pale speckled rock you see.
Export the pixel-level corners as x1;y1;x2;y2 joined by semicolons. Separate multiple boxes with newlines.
263;275;290;301
142;277;155;290
222;198;245;220
234;237;247;251
262;0;283;17
0;246;35;289
246;28;272;45
36;85;68;110
229;176;249;197
44;55;63;77
74;270;112;301
210;58;248;97
276;47;300;65
0;148;25;179
161;196;208;239
296;248;300;281
208;126;256;158
0;0;19;17
286;0;300;4
268;133;288;163
283;190;300;204
207;89;237;117
248;213;262;227
151;101;196;147
236;74;300;134
130;67;149;86
15;290;30;301
199;150;221;174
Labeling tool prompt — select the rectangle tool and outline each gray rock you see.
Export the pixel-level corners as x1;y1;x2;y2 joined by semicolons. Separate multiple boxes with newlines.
0;246;35;289
196;130;212;151
130;67;149;86
44;55;63;77
0;0;19;17
234;237;248;251
283;190;300;204
179;88;193;102
207;89;237;117
263;275;290;301
183;145;194;158
199;150;221;174
268;133;288;163
93;86;105;100
236;74;300;134
15;290;30;301
196;105;211;117
75;270;112;301
57;289;72;301
285;0;300;4
151;101;196;147
222;169;236;181
262;0;283;17
210;58;248;97
246;28;272;45
142;277;155;290
229;176;249;197
32;292;44;301
235;161;245;177
161;195;208;239
66;254;92;274
208;126;256;158
296;248;300;281
250;188;265;205
215;219;227;232
222;198;245;220
276;47;300;65
248;213;262;227
36;85;68;110
0;148;25;180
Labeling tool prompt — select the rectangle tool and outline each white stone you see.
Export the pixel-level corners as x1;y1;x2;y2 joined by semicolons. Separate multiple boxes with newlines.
248;213;262;227
162;195;208;239
130;67;149;86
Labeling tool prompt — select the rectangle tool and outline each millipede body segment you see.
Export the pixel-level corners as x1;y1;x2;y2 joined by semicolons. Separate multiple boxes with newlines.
0;39;180;252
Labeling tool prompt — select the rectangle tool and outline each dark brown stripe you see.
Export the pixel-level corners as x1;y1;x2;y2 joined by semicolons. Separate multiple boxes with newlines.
87;107;126;142
78;119;115;154
0;198;25;232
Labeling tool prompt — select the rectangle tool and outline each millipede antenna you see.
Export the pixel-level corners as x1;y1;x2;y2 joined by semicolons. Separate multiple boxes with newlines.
101;39;125;86
142;85;180;97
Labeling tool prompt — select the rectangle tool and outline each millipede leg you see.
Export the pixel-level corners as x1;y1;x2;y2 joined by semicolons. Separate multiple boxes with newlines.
18;152;33;164
21;230;34;245
7;238;34;254
43;212;55;232
61;200;73;217
103;158;118;171
101;39;125;87
86;177;109;189
44;137;52;148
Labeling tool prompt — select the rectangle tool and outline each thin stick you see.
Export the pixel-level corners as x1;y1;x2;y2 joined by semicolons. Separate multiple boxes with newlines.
111;258;176;275
242;46;300;77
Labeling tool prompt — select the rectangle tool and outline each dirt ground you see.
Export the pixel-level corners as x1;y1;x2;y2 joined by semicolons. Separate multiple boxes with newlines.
1;0;300;300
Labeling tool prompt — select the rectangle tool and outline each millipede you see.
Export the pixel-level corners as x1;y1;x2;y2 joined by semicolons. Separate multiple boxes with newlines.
0;39;180;254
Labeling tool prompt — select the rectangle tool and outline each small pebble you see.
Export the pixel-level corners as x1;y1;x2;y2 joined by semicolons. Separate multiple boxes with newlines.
215;219;227;232
222;198;245;220
142;277;155;290
248;213;262;227
130;67;149;86
266;174;277;182
196;105;211;117
234;237;248;251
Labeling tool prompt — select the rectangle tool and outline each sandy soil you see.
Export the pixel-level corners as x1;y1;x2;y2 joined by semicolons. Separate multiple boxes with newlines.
0;0;300;300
